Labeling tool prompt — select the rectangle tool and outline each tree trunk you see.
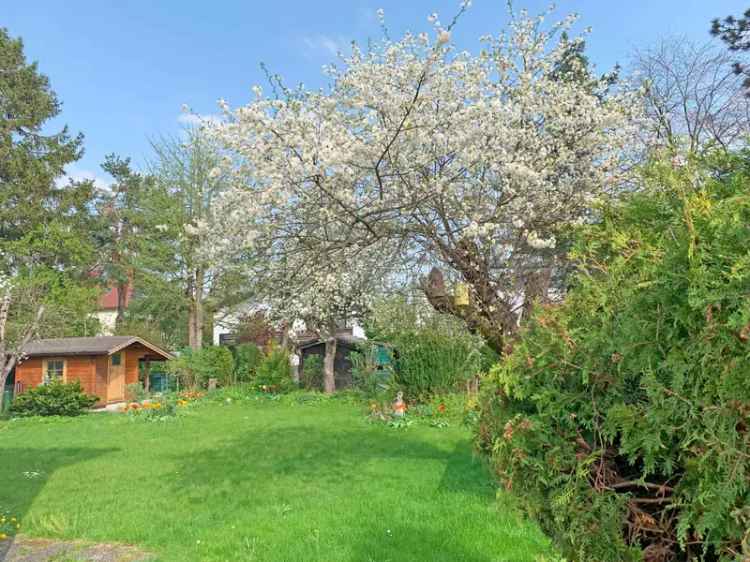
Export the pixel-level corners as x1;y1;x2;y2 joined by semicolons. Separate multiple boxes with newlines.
291;346;300;384
186;268;206;350
187;303;197;350
421;258;553;356
0;353;7;414
280;323;290;349
186;272;195;349
115;279;127;328
422;267;514;355
323;336;337;394
521;268;552;323
194;268;205;349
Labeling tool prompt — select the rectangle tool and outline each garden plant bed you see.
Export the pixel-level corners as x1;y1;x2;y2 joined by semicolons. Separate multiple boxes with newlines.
0;396;555;561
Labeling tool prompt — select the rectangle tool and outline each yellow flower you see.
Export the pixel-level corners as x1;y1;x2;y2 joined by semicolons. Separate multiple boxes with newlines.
0;533;7;540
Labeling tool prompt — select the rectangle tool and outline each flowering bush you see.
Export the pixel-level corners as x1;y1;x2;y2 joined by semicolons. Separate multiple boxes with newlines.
123;390;203;421
0;509;20;541
125;399;178;422
477;152;750;561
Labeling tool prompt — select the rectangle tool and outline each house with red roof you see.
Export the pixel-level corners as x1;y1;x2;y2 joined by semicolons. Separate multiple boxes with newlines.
95;282;133;335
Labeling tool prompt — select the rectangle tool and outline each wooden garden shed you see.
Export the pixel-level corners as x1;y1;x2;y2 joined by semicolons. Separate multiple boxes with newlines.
14;336;173;405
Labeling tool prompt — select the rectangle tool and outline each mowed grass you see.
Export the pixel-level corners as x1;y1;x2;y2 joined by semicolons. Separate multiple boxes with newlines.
0;397;554;561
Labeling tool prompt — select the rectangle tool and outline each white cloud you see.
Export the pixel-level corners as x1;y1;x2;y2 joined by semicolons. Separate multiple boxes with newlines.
302;34;351;58
56;165;110;191
177;112;223;126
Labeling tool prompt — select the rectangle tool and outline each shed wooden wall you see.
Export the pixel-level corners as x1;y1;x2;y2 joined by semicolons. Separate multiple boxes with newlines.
299;342;356;390
13;342;169;406
68;356;97;396
15;356;103;404
15;357;43;388
123;343;153;386
95;356;109;401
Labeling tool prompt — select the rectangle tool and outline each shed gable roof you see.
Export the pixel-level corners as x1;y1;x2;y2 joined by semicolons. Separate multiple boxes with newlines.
22;336;173;360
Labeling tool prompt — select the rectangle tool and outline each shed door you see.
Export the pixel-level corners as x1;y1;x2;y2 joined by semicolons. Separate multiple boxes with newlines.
107;352;125;402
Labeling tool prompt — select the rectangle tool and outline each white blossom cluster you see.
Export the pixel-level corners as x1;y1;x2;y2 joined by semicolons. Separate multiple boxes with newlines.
206;6;645;327
0;273;11;294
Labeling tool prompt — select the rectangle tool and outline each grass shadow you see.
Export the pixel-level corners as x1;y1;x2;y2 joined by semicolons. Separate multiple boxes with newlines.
165;423;549;561
349;523;496;562
437;438;495;499
0;446;119;561
169;425;475;497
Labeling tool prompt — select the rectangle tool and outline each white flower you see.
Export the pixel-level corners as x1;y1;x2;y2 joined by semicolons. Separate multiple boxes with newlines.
526;231;556;250
202;7;642;338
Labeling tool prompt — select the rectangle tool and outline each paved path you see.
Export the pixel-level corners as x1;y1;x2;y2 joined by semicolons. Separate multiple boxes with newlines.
0;536;151;561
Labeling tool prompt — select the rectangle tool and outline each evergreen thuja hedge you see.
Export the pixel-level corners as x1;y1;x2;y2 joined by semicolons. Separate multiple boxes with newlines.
477;153;750;561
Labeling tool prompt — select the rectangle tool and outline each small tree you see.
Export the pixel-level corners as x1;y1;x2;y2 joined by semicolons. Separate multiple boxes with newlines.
631;38;750;152
143;127;244;350
255;241;392;393
0;278;44;412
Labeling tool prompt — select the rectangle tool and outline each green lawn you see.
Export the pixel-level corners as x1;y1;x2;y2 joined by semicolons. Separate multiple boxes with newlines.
0;396;554;561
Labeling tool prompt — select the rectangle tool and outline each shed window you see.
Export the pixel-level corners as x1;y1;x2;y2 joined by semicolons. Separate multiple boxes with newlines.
45;360;65;383
111;353;122;366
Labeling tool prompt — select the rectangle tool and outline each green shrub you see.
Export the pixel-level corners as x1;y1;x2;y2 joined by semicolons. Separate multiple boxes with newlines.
367;296;495;401
392;331;485;400
301;353;324;390
10;381;97;417
167;345;235;388
253;344;294;393
350;342;394;399
477;152;750;561
125;382;148;402
232;343;263;383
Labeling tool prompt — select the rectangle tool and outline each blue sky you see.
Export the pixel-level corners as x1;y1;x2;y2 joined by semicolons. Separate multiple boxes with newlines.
5;0;746;186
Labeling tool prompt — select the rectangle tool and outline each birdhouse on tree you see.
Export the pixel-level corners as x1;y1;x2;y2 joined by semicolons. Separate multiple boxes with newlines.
454;283;469;307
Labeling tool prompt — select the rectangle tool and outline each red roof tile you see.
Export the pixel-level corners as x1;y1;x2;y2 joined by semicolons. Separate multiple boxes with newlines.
97;283;133;311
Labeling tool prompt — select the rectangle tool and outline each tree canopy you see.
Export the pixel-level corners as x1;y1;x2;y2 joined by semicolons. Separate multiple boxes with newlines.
207;8;643;354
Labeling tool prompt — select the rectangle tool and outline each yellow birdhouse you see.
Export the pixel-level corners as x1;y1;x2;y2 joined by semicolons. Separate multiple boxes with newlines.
454;283;469;307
